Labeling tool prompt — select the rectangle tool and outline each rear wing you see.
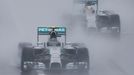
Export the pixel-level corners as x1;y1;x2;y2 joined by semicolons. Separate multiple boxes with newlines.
38;27;66;35
37;27;66;44
77;0;98;14
76;0;98;5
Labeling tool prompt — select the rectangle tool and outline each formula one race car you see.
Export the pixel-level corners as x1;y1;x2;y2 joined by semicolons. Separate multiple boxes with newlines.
19;27;89;73
83;0;121;33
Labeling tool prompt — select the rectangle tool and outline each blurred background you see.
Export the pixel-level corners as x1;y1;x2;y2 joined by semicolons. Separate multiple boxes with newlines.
0;0;134;75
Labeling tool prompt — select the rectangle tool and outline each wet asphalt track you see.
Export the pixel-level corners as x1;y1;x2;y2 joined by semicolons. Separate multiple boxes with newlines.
0;0;134;75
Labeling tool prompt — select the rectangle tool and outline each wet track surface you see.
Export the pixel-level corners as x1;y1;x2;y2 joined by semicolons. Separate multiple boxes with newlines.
0;0;134;75
1;16;133;75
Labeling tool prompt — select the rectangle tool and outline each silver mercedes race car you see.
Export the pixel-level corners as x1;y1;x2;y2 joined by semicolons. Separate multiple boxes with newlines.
19;27;90;73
